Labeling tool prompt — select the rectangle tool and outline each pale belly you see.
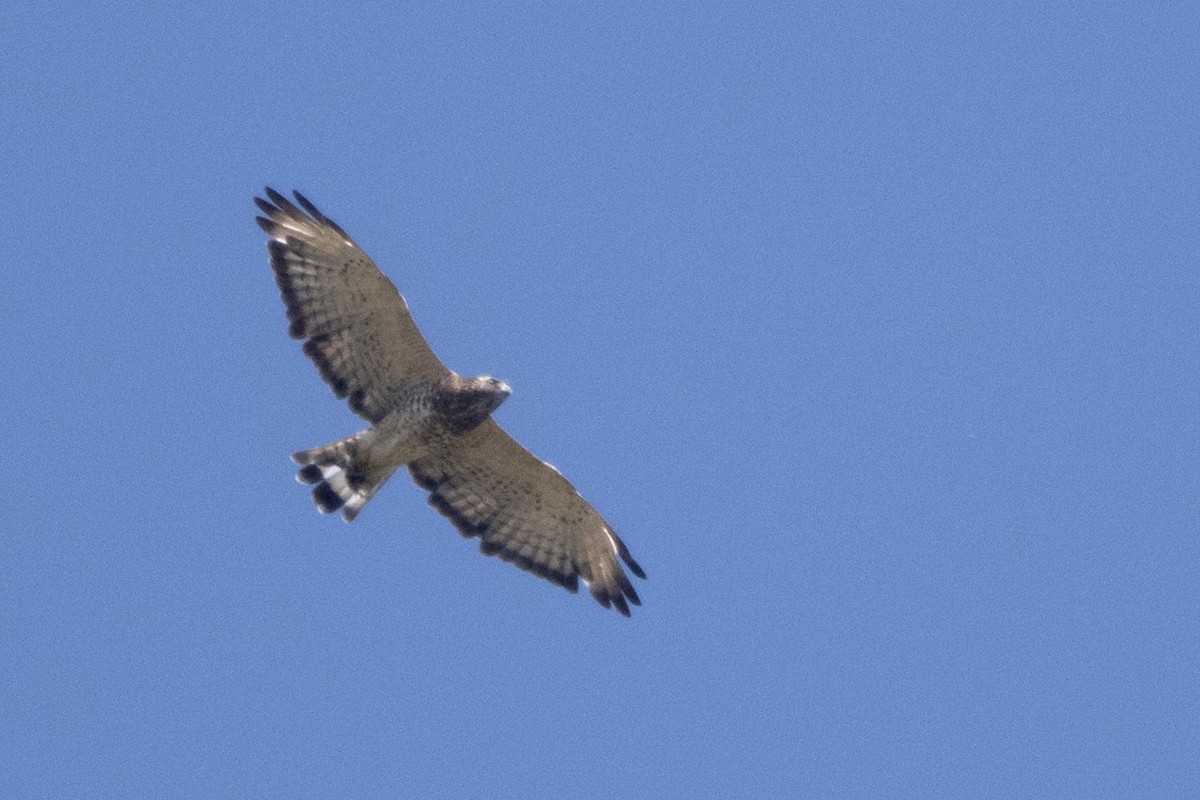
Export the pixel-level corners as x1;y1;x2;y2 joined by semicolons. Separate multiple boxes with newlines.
360;401;457;472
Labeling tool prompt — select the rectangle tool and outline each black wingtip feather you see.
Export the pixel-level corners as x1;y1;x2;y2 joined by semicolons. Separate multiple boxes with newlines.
264;186;290;208
259;188;340;238
258;188;340;236
616;571;642;606
293;191;325;223
614;534;647;579
292;190;353;239
292;190;317;213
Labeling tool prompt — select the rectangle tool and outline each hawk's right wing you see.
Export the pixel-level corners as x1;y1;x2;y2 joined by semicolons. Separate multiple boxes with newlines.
255;187;446;423
408;420;646;616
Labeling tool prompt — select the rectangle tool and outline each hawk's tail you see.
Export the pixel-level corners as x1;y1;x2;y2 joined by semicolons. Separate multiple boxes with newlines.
292;433;395;523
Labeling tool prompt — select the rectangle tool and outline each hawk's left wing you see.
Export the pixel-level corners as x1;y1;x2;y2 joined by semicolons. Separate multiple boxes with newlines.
408;420;646;616
255;188;446;423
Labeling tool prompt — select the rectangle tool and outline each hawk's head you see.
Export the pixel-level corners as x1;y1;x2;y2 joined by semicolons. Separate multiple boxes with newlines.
434;373;512;433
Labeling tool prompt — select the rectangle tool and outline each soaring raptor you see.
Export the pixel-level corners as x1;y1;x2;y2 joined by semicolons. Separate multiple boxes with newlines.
255;188;645;615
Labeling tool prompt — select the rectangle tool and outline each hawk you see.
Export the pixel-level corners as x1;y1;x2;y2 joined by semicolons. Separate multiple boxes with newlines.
255;188;645;615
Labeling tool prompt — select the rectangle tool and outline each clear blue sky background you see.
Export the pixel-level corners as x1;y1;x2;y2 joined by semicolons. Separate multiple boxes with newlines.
3;3;1196;797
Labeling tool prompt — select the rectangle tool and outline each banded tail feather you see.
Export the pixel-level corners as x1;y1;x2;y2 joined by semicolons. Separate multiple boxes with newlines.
292;433;395;522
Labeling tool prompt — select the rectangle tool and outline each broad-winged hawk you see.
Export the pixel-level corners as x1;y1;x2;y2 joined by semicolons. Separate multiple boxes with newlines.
255;188;645;616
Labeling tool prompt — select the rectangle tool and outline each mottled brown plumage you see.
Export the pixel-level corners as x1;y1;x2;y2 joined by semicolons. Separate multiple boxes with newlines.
256;188;645;615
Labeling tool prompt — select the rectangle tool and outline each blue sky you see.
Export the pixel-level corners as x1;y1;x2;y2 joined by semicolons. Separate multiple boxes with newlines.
3;2;1197;797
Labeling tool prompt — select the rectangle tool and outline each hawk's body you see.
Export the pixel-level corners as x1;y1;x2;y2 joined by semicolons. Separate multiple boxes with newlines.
255;188;645;615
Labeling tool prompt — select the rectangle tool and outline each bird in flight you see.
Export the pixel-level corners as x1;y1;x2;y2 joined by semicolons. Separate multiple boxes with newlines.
255;188;645;615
